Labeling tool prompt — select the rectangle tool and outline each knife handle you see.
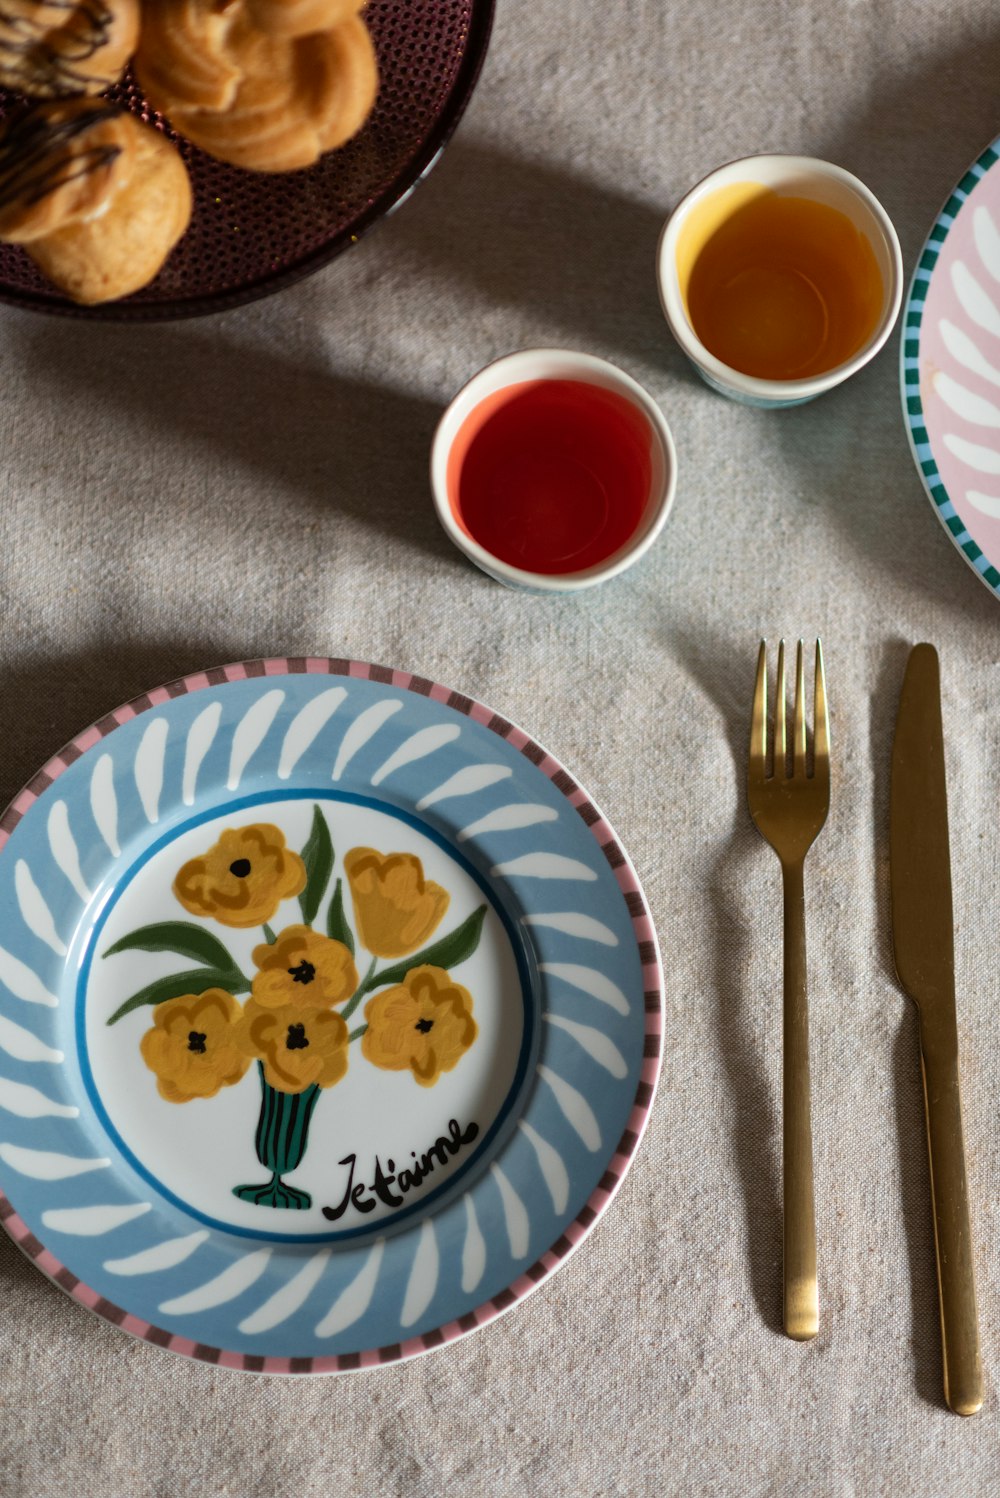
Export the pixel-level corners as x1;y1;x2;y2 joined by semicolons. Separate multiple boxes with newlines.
782;858;818;1340
919;1030;982;1415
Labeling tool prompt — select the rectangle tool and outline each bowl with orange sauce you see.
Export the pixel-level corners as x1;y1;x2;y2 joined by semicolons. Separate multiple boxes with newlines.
656;155;902;407
431;349;677;591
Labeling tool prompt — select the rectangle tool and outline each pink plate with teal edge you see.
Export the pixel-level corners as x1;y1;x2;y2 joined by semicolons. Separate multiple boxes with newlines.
902;133;1000;598
0;659;662;1372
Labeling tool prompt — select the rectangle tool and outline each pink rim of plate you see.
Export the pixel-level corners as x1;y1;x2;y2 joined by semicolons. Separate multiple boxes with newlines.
0;656;664;1374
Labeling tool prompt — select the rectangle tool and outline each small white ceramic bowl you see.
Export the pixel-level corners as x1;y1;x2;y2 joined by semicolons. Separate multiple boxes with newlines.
430;349;677;592
656;154;903;408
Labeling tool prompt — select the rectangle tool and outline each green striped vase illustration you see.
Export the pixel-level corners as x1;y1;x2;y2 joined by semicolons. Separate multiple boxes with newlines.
232;1063;322;1210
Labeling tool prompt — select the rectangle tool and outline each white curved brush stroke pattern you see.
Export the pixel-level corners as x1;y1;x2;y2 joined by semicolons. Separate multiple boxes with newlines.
90;754;120;857
182;702;222;806
278;689;346;780
523;912;618;946
15;862;66;957
951;259;1000;336
0;1143;109;1180
965;489;1000;517
538;961;629;1015
227;691;285;791
239;1249;332;1335
491;1165;530;1259
0;1014;62;1064
159;1248;272;1315
934;372;1000;427
416;764;512;810
461;1196;487;1293
492;852;597;882
536;1065;602;1151
457;804;558;841
544;1014;627;1077
371;724;460;787
42;1203;150;1236
314;1239;385;1337
518;1120;570;1215
974;204;1000;283
400;1220;439;1328
134;718;169;824
332;700;402;782
940;318;1000;387
936;210;1000;522
105;1231;209;1276
943;432;1000;473
0;1076;77;1119
0;946;58;1008
47;802;92;903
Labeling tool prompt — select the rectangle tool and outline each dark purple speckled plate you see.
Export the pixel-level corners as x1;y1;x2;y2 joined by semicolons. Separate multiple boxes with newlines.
0;0;493;320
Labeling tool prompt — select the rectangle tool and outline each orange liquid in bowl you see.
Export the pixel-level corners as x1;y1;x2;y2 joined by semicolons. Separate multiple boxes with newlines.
680;188;884;380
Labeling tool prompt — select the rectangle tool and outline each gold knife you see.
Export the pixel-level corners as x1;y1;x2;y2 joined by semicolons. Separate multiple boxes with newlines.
889;643;982;1416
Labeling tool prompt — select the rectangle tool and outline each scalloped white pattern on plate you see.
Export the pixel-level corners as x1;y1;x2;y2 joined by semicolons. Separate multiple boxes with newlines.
902;135;1000;597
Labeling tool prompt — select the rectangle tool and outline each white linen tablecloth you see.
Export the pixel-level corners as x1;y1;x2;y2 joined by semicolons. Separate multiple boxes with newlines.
0;1;998;1492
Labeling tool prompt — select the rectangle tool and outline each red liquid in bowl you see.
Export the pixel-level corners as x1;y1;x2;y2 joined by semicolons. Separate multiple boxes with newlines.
446;379;655;574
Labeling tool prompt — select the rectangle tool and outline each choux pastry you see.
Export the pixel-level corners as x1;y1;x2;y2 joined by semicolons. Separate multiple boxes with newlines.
0;0;140;98
0;100;192;303
245;0;361;38
0;98;135;242
134;0;378;172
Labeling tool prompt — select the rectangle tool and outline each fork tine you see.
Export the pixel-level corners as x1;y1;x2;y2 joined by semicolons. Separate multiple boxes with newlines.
792;640;807;776
750;640;768;776
775;640;787;779
813;640;829;777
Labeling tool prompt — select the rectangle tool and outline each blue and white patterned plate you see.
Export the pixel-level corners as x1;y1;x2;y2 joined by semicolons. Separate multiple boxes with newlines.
0;659;662;1372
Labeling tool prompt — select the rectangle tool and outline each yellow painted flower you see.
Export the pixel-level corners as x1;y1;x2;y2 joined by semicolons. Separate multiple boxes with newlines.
344;847;449;958
140;988;250;1103
362;965;477;1087
250;924;358;1011
173;823;306;929
237;1000;350;1094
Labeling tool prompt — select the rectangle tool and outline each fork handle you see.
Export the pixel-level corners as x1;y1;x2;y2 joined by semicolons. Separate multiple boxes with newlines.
782;858;818;1340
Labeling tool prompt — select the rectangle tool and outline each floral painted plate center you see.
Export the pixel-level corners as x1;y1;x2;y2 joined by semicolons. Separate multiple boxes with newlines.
81;793;531;1241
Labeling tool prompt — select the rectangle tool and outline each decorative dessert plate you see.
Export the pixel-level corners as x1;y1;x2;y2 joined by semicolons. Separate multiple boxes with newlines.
0;659;661;1372
902;134;1000;599
0;0;494;319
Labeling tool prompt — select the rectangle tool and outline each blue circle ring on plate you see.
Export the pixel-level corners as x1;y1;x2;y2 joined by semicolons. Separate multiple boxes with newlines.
0;658;663;1373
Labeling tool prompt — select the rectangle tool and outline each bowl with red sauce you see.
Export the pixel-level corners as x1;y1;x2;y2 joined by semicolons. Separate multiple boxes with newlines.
431;349;677;591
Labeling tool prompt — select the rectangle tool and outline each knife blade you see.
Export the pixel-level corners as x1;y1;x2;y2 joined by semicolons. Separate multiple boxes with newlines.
889;642;982;1416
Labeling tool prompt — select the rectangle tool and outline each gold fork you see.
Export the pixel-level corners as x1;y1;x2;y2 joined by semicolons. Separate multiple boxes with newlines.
747;640;830;1341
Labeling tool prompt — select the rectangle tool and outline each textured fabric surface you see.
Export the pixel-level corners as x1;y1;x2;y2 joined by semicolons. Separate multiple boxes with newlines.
1;1;999;1492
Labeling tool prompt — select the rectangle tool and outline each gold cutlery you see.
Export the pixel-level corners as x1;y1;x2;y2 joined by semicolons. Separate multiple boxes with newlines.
747;640;829;1340
889;643;982;1416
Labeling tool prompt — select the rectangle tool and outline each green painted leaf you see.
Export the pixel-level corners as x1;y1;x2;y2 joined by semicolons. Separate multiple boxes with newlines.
262;923;277;945
366;904;488;993
340;956;376;1024
299;805;334;927
106;967;249;1026
102;921;238;973
325;877;355;955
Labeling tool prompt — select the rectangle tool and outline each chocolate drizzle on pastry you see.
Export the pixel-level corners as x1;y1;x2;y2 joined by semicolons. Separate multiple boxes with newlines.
0;0;119;94
0;100;120;211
